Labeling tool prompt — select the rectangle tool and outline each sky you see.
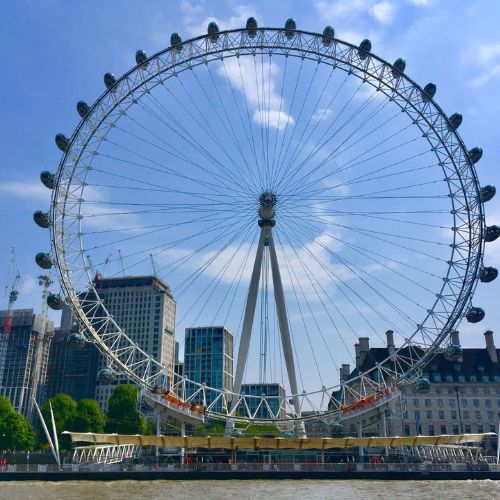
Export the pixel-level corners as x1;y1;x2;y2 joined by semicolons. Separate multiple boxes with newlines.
1;0;500;397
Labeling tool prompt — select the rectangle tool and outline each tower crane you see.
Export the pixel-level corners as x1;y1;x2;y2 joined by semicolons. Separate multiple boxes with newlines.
3;247;20;335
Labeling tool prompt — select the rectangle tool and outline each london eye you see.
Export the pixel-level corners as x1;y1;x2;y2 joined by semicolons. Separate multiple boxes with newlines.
34;18;499;435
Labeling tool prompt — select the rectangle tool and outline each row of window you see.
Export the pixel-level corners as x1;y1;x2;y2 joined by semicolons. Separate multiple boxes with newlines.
403;423;496;436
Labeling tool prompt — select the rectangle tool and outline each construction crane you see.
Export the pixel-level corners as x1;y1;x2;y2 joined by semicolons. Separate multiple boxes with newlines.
3;247;20;335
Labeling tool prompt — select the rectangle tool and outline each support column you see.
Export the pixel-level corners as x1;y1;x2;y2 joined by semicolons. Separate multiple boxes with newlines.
226;228;266;434
268;230;306;438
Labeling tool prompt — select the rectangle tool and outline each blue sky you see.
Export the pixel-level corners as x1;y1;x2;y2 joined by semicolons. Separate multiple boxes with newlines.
1;0;500;393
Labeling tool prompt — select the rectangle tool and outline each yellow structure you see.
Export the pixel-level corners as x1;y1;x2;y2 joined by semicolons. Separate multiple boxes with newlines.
64;432;493;450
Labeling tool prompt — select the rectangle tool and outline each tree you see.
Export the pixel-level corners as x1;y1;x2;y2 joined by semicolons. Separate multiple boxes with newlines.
73;399;106;433
0;395;33;450
105;384;147;434
38;393;77;449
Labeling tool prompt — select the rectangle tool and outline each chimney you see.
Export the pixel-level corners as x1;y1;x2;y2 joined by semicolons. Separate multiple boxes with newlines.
450;330;463;362
340;364;351;383
355;343;361;369
386;330;395;356
359;337;370;366
484;330;498;363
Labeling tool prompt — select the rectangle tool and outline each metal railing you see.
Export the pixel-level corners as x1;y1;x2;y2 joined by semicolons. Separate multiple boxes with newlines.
1;462;499;473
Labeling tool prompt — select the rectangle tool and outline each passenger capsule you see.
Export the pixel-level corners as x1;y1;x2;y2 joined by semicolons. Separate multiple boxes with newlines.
170;33;182;50
35;252;53;269
104;72;116;90
422;83;436;102
322;25;335;46
67;332;86;349
47;293;64;310
480;266;498;283
485;225;500;242
447;112;463;131
468;146;483;164
40;171;55;190
135;49;148;67
284;18;296;40
97;368;115;384
55;133;69;152
444;344;463;361
414;377;431;394
480;185;496;203
33;211;49;229
246;17;258;38
207;21;220;42
466;307;485;323
331;422;343;437
391;58;406;79
358;39;372;60
76;101;89;118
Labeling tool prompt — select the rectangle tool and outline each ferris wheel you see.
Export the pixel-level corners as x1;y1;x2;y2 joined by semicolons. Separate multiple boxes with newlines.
35;18;499;435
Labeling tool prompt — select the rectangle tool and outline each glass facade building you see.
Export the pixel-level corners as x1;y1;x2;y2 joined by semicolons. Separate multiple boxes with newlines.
184;326;233;410
0;309;54;421
241;382;286;419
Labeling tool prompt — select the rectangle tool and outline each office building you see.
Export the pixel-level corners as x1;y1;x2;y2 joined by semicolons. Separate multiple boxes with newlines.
47;305;99;401
93;276;176;411
0;309;54;421
335;332;500;440
184;326;233;410
241;382;286;419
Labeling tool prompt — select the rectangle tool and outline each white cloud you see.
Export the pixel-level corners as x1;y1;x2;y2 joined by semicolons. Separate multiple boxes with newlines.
407;0;433;5
18;275;37;295
477;43;500;63
218;58;294;130
470;63;500;87
314;0;371;20
370;1;395;24
182;3;255;37
0;181;48;200
252;110;294;130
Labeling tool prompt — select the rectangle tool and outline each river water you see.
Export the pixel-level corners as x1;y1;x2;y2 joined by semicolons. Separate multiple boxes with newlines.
0;480;499;499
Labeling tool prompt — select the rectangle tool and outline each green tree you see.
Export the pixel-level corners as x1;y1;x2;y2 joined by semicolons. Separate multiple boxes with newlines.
0;395;34;450
38;393;77;449
105;384;147;434
73;399;106;433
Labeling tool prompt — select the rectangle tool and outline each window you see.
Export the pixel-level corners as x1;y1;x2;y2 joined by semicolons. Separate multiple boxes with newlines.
425;398;431;408
472;387;479;394
413;399;420;407
463;410;469;419
465;424;471;433
426;410;432;420
485;399;492;407
448;399;455;407
428;425;435;436
438;410;445;420
477;424;484;433
437;399;443;408
451;410;457;420
476;411;481;420
453;424;459;434
473;399;480;407
404;424;410;436
461;399;468;407
487;411;494;421
441;425;447;434
448;387;454;394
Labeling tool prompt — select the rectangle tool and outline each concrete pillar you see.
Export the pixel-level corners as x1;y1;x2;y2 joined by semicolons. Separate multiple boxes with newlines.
359;337;370;367
355;343;361;369
386;330;395;357
340;364;351;383
484;331;498;363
